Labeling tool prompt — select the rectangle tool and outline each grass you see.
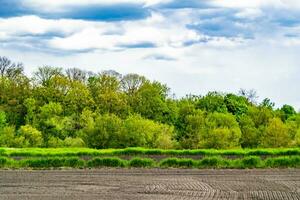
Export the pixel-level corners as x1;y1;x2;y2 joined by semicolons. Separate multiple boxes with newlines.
0;147;299;157
198;156;227;168
160;158;196;168
128;157;155;168
265;156;300;168
240;156;263;168
87;157;126;168
0;156;299;169
0;157;8;167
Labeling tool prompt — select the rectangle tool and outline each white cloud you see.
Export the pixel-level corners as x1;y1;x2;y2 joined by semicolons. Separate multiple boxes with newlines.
1;0;300;109
2;38;300;109
235;8;263;19
212;0;284;8
0;15;106;36
46;12;203;51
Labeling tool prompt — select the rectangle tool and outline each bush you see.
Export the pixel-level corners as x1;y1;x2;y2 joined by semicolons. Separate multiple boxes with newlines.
17;125;43;147
0;148;4;156
0;111;6;129
0;157;8;167
160;158;196;168
240;156;262;168
87;157;126;168
198;156;225;168
128;157;155;168
64;157;85;168
201;112;242;149
121;115;175;149
63;137;86;147
47;137;64;147
265;156;300;168
87;114;123;149
0;126;16;147
261;118;290;148
21;157;65;168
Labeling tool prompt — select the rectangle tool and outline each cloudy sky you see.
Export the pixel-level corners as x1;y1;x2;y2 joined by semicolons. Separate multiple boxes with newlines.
0;0;300;109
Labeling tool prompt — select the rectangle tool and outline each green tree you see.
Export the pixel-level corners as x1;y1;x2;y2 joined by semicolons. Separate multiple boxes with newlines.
121;115;175;148
224;93;249;117
261;118;290;148
87;114;123;149
279;104;296;121
180;110;206;149
239;115;260;148
131;81;174;123
0;126;16;147
88;73;129;117
17;125;43;147
0;110;6;129
294;129;300;147
38;102;64;144
196;92;227;113
24;98;37;126
203;112;241;149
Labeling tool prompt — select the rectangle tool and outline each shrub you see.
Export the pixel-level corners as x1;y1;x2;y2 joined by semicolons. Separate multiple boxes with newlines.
117;148;146;155
0;157;8;167
128;157;155;168
87;114;123;149
159;158;196;168
63;137;86;147
87;157;126;168
0;111;6;129
261;118;290;148
17;125;43;147
47;137;64;147
121;115;175;149
198;156;225;168
0;126;16;147
265;156;300;168
64;157;85;168
21;157;65;168
240;156;262;168
201;112;242;149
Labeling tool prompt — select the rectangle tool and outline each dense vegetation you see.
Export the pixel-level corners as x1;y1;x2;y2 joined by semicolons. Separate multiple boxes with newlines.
1;147;299;157
0;56;300;149
0;156;299;169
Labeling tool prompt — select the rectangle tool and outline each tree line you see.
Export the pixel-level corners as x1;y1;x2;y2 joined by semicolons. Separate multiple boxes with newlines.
0;56;299;149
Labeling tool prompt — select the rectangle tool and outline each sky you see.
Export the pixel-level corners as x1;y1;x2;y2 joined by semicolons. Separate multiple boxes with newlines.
0;0;300;110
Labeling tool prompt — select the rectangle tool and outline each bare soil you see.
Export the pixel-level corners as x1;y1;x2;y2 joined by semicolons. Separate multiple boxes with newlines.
0;169;299;200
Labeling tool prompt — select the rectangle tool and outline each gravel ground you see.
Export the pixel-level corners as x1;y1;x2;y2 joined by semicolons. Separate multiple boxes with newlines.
0;169;299;200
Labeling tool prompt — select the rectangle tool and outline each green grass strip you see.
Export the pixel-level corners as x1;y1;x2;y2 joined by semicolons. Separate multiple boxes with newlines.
1;147;300;157
0;156;299;169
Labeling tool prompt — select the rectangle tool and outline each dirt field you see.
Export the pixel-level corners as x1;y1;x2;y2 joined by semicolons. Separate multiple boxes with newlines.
0;169;299;200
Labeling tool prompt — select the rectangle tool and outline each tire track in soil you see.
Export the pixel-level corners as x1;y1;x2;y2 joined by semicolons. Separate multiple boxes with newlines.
0;169;299;200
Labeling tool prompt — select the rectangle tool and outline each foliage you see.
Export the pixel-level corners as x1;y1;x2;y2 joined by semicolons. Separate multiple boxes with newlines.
1;147;299;157
87;157;126;168
128;157;155;168
17;125;43;147
160;158;196;168
0;110;6;128
240;156;263;168
198;156;226;168
261;118;290;148
201;112;241;149
0;152;300;169
0;57;299;149
121;115;175;149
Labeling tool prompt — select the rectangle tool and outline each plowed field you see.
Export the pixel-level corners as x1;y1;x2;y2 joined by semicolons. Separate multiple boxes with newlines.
0;169;299;200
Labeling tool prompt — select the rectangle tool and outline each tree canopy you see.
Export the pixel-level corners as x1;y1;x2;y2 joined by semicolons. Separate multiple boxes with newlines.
0;56;299;149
